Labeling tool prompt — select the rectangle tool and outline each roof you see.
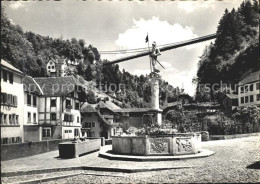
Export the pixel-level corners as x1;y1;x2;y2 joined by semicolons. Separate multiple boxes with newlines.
114;108;151;113
98;101;121;110
81;103;97;113
183;102;221;108
48;57;68;65
239;71;260;85
1;59;24;75
226;94;238;99
34;76;84;96
23;76;43;95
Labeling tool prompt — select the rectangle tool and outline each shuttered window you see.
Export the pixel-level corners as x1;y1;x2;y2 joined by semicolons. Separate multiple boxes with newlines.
1;93;17;106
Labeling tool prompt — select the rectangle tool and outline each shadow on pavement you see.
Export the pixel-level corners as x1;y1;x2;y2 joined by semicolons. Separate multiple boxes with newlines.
246;161;260;169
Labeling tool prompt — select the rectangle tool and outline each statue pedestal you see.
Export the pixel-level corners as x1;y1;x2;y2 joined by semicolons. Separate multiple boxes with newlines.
150;73;162;125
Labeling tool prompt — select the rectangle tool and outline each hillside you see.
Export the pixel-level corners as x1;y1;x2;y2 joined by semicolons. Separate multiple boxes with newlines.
195;0;259;102
1;7;180;108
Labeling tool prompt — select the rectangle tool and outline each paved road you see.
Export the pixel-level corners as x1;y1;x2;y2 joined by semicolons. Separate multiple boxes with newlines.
2;136;260;183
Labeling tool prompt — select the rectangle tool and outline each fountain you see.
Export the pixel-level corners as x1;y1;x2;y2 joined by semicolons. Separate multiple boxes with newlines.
111;73;202;156
99;44;214;160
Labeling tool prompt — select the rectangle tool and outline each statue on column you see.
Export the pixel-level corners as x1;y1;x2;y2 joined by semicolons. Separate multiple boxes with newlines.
150;41;161;74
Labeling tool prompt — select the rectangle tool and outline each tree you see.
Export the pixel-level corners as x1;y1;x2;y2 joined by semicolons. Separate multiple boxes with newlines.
232;105;260;133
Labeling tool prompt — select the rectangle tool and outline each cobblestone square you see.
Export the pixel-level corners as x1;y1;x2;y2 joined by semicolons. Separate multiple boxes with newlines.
1;136;260;183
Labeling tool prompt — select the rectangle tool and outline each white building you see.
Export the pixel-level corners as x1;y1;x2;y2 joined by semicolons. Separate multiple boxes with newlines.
23;76;43;142
1;59;25;144
46;57;68;77
238;71;260;107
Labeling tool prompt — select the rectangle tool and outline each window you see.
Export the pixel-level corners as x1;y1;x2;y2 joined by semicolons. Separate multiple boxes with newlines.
9;72;13;84
33;113;37;123
1;93;7;104
256;82;260;90
257;94;260;101
77;116;80;123
70;91;74;97
240;86;244;94
250;95;254;102
69;130;72;133
33;96;37;106
75;102;80;110
66;99;71;108
241;97;244;104
16;137;21;143
50;113;56;120
9;114;13;124
48;66;51;69
27;94;31;105
43;128;51;139
16;115;19;125
249;84;254;91
0;113;2;124
3;114;7;124
83;122;95;128
64;114;74;122
13;96;17;106
52;66;55;69
11;137;15;143
28;112;31;123
244;85;248;93
245;96;249;103
74;129;79;137
3;70;7;82
7;94;12;105
65;130;68;133
1;138;8;145
51;99;56;107
12;114;16;124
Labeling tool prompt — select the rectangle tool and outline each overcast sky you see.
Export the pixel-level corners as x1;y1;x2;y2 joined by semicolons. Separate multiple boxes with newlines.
3;0;244;95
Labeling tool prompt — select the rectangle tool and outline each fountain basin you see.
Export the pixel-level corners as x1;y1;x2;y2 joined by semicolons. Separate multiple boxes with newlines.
59;138;101;158
112;133;201;156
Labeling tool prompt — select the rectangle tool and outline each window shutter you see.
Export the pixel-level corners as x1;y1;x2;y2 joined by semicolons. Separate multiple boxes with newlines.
64;114;67;121
7;94;12;104
12;96;15;106
14;96;17;106
71;115;74;122
3;93;7;104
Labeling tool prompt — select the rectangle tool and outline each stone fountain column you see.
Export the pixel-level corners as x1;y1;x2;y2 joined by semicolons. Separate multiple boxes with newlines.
150;73;163;125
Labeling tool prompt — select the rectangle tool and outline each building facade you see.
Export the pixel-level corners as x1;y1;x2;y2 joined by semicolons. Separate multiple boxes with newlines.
238;71;260;107
34;76;84;140
23;76;43;142
46;57;68;77
1;60;25;144
81;101;156;138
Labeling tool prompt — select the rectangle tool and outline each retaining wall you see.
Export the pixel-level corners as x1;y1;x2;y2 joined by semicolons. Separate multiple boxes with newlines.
209;132;260;140
1;137;104;161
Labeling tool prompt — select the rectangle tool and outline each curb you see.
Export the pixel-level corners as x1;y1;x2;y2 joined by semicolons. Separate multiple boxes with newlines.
2;166;83;177
82;166;193;173
98;149;215;162
9;172;83;184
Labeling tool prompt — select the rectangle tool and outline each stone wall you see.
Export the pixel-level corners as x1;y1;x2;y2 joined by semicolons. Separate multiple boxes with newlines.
1;139;71;161
210;132;260;140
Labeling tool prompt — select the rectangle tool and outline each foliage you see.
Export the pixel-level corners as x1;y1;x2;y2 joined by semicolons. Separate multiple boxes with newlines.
1;7;100;77
1;6;180;108
195;0;260;101
232;105;260;133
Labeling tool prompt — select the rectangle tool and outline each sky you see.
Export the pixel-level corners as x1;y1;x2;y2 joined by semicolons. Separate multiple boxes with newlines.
2;0;244;96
